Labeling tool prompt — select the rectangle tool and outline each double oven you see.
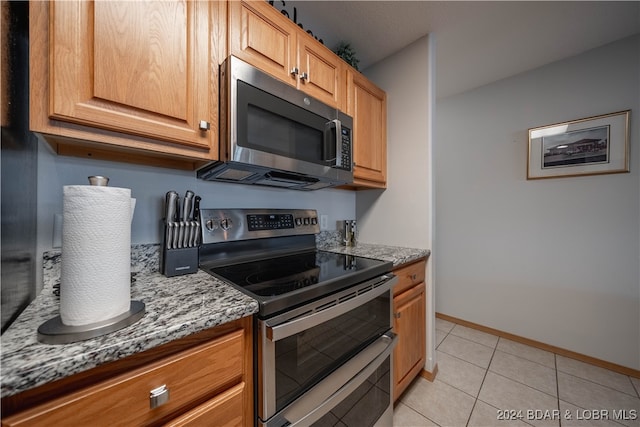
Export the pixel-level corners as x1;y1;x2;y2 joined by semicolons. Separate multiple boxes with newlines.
199;209;397;426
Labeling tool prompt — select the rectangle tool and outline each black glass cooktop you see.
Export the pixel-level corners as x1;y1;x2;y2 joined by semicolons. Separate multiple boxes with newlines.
205;250;392;317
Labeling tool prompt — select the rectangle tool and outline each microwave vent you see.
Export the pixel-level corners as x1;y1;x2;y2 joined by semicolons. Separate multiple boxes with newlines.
305;182;333;190
217;168;256;181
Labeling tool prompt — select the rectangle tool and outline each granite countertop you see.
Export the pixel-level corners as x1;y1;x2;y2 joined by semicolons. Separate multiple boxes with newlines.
1;238;429;399
317;233;431;267
0;244;258;399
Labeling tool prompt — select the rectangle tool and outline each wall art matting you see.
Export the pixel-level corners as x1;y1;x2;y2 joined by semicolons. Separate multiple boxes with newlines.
527;110;630;179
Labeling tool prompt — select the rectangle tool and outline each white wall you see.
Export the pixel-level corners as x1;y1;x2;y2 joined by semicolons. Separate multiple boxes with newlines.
36;141;355;290
435;35;640;369
356;35;436;371
356;36;432;251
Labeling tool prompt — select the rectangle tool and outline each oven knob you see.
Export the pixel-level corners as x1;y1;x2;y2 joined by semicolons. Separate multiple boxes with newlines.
310;217;318;225
303;218;310;225
295;218;302;226
220;218;233;230
205;219;218;231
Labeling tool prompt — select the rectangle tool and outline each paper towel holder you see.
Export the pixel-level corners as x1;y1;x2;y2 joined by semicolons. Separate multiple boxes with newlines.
88;175;109;186
37;301;145;345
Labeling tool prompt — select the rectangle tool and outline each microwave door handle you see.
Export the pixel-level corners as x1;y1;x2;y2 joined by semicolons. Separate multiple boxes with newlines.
323;119;342;168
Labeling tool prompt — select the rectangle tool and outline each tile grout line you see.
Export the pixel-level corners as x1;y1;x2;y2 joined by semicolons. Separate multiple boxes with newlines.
465;335;499;427
557;369;640;399
494;347;557;371
436;346;492;371
631;376;640;398
556;354;640;397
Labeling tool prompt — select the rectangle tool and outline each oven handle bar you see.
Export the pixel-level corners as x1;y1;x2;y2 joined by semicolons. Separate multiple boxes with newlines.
264;274;397;342
262;332;398;427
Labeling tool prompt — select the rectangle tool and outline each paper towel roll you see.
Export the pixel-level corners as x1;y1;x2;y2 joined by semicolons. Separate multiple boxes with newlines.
60;185;133;326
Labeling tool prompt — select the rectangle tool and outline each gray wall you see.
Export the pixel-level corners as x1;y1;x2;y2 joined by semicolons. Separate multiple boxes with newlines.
356;35;433;251
356;35;436;372
36;142;356;291
435;35;640;369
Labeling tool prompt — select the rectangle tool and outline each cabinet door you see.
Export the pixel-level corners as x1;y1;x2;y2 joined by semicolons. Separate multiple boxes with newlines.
165;383;245;427
393;282;426;401
297;36;343;108
348;71;387;187
229;0;297;86
2;330;245;427
49;1;213;149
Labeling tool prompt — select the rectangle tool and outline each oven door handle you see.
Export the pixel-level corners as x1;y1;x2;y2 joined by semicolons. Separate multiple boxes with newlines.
263;332;398;427
264;274;397;342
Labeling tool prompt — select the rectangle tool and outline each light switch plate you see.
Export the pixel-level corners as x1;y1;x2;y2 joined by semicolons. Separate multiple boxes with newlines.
320;215;329;231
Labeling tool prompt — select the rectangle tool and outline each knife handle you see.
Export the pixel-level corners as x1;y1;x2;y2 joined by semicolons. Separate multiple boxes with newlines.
165;191;178;222
193;195;202;222
183;190;194;221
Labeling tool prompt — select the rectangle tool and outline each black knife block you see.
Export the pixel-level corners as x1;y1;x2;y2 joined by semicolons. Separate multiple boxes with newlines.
160;223;198;278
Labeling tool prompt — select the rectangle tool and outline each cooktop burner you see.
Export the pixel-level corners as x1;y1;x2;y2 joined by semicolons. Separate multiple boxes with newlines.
197;208;394;318
205;250;391;317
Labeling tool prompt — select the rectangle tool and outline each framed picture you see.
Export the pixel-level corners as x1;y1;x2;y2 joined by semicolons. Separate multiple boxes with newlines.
527;110;630;179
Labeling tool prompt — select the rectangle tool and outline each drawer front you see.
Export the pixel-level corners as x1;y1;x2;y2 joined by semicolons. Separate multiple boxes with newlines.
165;382;245;427
393;259;426;296
3;330;245;427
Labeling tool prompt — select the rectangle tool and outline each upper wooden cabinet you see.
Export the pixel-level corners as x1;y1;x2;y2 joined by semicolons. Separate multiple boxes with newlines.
347;70;387;188
229;0;344;109
29;0;387;181
30;1;223;168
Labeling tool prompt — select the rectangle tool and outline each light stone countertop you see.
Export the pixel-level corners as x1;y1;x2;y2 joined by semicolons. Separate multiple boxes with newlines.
0;244;258;398
318;234;431;267
1;239;430;399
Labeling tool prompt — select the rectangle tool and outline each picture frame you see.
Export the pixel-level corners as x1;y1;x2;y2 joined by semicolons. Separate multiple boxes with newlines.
527;110;630;180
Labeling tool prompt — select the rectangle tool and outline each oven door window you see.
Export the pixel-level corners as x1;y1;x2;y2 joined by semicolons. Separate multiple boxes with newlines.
273;292;390;414
236;81;337;166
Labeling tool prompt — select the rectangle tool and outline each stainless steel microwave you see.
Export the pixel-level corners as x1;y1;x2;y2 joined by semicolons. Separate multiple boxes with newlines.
197;56;354;190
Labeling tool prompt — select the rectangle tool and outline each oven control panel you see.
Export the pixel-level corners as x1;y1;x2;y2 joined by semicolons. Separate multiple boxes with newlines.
199;208;320;244
247;213;294;231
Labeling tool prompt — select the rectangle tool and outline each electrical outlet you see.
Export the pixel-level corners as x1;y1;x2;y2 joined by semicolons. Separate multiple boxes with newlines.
53;213;63;248
320;215;329;231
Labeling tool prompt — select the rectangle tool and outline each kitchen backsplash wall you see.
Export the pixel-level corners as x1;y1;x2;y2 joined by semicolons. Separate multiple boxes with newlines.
36;140;356;292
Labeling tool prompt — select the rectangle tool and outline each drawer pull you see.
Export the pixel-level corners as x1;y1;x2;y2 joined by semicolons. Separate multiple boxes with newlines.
150;384;170;409
199;120;210;131
411;274;417;280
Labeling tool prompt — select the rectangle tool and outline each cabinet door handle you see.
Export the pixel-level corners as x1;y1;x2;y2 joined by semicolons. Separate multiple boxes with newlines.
411;274;417;281
150;384;170;409
300;71;309;82
199;120;210;131
393;312;401;319
290;67;299;76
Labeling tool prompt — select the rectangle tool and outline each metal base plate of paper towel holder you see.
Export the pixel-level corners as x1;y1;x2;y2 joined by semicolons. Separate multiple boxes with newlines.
37;301;145;345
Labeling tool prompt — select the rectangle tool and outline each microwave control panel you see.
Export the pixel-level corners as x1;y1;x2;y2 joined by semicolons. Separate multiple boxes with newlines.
339;127;352;171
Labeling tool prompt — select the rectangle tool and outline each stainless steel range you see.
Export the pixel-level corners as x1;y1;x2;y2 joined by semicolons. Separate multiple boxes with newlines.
198;208;397;427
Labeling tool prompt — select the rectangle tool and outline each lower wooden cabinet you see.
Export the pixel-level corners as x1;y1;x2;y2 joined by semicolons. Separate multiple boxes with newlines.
166;383;245;427
392;259;427;401
1;317;253;427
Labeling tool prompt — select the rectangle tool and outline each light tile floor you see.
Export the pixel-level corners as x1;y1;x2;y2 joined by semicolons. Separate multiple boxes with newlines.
393;318;640;427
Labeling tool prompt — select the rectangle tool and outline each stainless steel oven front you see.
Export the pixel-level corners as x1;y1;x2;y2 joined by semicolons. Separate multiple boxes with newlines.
257;273;397;427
